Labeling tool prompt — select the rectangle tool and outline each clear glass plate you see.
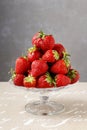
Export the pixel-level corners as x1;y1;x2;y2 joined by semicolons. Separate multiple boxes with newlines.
9;79;72;116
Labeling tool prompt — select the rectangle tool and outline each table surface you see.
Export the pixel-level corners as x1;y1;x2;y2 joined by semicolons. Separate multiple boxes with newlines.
0;82;87;130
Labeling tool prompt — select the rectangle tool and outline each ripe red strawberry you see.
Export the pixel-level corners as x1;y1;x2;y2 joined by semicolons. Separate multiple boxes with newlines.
15;56;30;74
23;75;36;88
32;31;55;51
42;50;59;63
27;46;41;62
32;32;43;48
55;74;71;87
12;73;24;86
37;72;54;88
50;53;70;74
50;59;70;74
40;35;55;51
53;43;66;58
67;69;80;84
31;59;48;77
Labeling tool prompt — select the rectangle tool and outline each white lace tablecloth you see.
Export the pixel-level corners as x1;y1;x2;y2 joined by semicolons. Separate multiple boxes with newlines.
0;82;87;130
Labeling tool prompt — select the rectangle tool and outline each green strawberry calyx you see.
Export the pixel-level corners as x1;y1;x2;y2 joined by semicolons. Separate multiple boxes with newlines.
67;69;77;80
12;73;16;80
8;68;16;80
45;72;55;85
24;75;35;83
28;45;37;53
11;70;16;80
38;31;46;39
63;52;71;67
21;54;28;60
53;50;59;60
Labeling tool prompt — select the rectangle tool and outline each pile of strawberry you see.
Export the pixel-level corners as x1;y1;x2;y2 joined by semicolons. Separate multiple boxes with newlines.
11;31;80;88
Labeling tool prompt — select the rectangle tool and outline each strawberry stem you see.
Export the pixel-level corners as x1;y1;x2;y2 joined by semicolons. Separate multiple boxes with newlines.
45;72;55;85
63;52;71;67
67;70;76;79
24;75;35;83
28;45;37;53
63;51;70;59
21;54;27;59
38;31;46;39
53;50;59;60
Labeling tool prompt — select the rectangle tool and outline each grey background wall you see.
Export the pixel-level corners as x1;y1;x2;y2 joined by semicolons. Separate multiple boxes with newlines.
0;0;87;81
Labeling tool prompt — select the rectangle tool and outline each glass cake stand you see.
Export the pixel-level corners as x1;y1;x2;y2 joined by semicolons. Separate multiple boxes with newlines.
9;79;71;116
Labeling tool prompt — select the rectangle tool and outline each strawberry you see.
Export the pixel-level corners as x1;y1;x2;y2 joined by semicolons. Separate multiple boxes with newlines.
32;31;55;51
40;34;55;51
32;32;43;48
42;50;59;63
53;43;66;58
15;56;30;74
50;59;70;74
27;46;41;62
31;59;48;77
50;53;70;74
23;75;36;88
37;72;54;88
67;69;80;84
12;73;24;86
55;74;71;87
